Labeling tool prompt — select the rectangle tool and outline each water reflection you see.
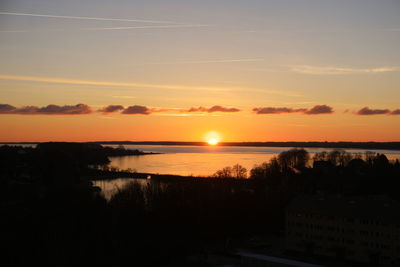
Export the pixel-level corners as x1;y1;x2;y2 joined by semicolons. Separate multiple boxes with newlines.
107;145;400;176
109;153;277;176
93;178;147;200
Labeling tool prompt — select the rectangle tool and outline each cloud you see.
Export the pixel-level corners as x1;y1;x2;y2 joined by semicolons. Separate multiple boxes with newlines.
290;65;398;75
0;74;232;92
98;105;125;113
391;109;400;115
208;105;240;113
0;74;301;96
110;105;240;115
252;107;302;114
39;104;92;114
122;105;151;115
304;105;334;115
148;58;264;65
187;105;241;113
0;24;211;33
111;95;137;99
0;104;16;113
356;107;391;115
0;104;92;115
253;105;333;115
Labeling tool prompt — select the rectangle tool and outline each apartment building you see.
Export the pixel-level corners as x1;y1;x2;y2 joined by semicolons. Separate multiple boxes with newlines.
286;195;400;266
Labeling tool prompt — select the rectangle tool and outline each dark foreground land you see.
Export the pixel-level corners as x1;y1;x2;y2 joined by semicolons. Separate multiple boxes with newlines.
1;142;400;266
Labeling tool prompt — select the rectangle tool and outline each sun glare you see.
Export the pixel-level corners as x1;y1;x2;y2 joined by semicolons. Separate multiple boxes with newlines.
208;138;219;145
205;131;220;146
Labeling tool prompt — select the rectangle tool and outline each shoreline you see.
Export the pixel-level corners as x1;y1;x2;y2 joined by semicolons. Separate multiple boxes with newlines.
2;141;400;150
85;169;208;181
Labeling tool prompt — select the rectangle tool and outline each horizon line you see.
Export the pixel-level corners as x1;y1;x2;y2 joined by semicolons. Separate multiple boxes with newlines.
2;141;400;144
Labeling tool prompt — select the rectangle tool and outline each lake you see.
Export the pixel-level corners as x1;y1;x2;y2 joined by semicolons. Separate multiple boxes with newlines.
106;145;400;176
92;178;148;200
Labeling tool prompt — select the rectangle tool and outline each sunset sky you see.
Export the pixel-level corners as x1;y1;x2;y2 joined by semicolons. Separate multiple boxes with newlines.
1;0;400;142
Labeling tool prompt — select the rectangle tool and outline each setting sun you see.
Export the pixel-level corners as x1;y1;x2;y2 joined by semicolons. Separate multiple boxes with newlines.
207;138;219;145
205;131;221;145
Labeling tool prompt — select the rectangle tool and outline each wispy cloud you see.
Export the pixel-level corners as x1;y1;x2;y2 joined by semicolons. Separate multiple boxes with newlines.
100;104;241;115
98;105;125;113
253;107;303;114
5;103;400;117
111;95;137;99
0;74;232;92
253;105;334;115
122;105;152;115
0;24;211;33
356;107;390;115
355;107;400;115
0;11;179;24
290;65;399;75
148;58;264;65
186;105;241;113
0;103;176;116
391;109;400;115
0;74;300;96
236;28;400;34
304;105;334;115
0;103;91;115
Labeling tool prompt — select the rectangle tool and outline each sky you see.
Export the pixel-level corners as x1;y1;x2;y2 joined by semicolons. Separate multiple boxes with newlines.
0;0;400;142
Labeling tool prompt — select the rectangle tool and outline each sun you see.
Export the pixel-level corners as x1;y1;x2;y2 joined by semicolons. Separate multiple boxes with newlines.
205;131;220;146
207;138;219;145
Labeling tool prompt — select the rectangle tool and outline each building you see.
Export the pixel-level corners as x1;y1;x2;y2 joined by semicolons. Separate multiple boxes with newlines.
286;195;400;266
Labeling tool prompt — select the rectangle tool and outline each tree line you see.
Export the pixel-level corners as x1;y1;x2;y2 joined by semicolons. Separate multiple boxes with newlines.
212;148;399;179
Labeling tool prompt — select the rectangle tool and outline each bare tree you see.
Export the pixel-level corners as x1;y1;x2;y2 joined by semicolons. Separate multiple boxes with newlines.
213;166;233;178
231;164;247;179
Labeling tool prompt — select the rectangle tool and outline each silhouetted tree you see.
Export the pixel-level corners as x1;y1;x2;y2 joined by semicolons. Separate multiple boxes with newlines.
231;164;247;178
213;164;247;178
213;166;233;178
373;154;390;170
278;148;309;171
313;151;328;161
250;157;281;183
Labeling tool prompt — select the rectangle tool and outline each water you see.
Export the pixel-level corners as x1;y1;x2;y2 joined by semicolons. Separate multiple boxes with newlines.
2;143;399;176
107;145;400;176
92;178;147;200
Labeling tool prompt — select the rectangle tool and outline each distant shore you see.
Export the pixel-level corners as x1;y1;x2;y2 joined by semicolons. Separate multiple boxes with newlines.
3;141;400;150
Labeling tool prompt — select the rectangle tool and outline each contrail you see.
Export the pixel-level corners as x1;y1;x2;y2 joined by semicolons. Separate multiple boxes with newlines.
289;65;399;75
0;24;211;33
0;74;301;97
0;11;180;24
148;59;265;65
0;74;235;92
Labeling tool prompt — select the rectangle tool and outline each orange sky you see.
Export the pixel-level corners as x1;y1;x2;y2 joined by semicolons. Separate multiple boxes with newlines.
1;0;400;142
